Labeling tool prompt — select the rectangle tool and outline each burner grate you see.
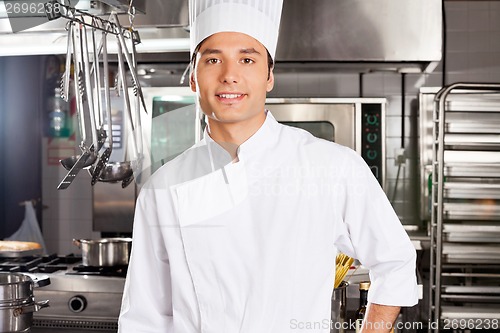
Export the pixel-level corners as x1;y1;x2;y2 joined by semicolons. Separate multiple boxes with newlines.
0;254;82;273
0;257;43;272
0;254;129;278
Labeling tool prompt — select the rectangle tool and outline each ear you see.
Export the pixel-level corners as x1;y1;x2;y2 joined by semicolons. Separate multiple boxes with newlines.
190;72;197;92
266;68;275;93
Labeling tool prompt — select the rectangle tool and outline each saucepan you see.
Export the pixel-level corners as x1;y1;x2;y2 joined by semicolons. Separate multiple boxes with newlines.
73;238;132;267
0;272;50;332
331;281;348;333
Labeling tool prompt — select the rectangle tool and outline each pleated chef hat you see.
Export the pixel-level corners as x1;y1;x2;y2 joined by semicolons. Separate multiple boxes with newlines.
189;0;284;60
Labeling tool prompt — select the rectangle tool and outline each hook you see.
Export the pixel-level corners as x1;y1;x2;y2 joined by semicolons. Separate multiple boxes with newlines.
128;0;136;28
64;19;72;31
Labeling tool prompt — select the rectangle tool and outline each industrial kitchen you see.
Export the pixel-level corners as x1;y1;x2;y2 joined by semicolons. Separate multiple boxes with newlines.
0;0;499;332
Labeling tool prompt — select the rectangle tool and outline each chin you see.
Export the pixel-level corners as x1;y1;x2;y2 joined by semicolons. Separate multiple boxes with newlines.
207;108;247;123
212;114;245;124
203;105;264;125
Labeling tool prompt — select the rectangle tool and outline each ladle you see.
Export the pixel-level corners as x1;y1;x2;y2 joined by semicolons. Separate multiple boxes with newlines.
127;29;144;187
88;26;110;182
96;28;135;184
91;28;114;185
80;24;100;164
117;29;145;188
90;23;107;152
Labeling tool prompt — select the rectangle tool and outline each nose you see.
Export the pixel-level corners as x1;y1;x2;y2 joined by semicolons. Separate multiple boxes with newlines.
219;61;239;84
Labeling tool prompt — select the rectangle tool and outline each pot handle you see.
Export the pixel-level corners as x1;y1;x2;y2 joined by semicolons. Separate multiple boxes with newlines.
13;300;50;316
22;273;51;288
73;239;82;248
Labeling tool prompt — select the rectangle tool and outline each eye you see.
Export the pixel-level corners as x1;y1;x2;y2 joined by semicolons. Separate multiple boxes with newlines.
242;58;254;64
206;58;220;64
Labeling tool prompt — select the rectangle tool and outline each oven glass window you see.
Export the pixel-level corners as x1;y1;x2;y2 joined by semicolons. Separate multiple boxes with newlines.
151;96;196;173
280;121;335;142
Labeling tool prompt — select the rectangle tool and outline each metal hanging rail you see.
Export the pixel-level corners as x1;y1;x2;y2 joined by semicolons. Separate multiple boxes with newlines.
429;82;500;333
44;0;131;37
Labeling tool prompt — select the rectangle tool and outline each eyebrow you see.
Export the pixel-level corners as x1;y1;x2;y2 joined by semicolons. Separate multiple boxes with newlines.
240;48;261;55
200;48;222;56
200;48;262;56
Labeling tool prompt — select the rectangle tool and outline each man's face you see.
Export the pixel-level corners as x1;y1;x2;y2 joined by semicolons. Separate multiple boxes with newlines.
190;31;274;126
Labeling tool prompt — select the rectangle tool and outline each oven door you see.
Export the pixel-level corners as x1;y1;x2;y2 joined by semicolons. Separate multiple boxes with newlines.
266;100;357;150
141;87;198;175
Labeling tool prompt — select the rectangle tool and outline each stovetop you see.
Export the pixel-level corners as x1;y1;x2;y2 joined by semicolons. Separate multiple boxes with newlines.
0;253;128;278
0;254;129;329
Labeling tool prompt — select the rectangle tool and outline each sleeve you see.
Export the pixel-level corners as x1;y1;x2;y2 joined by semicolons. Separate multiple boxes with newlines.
333;151;418;307
118;186;174;332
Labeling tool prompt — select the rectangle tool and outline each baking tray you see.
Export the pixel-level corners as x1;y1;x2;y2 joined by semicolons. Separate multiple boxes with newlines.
0;248;43;258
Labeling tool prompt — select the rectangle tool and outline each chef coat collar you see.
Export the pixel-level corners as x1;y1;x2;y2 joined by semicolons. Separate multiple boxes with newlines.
203;110;279;162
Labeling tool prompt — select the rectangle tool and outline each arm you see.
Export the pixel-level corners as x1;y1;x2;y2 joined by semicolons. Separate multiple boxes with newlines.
361;303;400;333
334;150;418;306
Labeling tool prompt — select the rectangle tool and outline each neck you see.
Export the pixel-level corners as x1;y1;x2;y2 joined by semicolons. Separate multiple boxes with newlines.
206;111;266;160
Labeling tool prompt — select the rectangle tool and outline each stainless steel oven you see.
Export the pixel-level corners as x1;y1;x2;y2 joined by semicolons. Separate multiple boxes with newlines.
266;98;387;188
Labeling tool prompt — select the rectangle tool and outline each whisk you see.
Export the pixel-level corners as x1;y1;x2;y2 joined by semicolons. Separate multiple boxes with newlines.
334;253;354;288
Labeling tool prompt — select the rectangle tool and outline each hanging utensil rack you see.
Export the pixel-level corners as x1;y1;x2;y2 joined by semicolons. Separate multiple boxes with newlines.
429;82;500;332
51;0;145;190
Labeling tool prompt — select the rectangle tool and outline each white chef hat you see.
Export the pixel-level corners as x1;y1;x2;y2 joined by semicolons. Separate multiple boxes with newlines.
189;0;284;60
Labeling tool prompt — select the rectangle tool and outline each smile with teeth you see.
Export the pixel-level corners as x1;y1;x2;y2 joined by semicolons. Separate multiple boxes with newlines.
218;93;243;99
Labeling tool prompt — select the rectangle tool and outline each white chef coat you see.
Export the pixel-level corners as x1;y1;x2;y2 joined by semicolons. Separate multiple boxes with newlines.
118;111;418;333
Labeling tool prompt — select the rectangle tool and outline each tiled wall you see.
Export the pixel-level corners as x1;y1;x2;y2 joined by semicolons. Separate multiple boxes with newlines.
41;1;500;251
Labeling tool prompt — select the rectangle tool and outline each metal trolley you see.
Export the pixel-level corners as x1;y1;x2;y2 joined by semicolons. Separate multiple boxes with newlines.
427;83;500;332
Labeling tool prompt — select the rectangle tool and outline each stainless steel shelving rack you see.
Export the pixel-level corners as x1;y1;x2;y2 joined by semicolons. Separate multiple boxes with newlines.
428;83;500;332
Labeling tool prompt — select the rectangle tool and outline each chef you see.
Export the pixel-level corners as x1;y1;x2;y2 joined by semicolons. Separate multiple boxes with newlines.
118;0;418;332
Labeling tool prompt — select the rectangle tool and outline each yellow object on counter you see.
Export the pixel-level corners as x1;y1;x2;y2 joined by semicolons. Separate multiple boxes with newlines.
334;253;354;288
